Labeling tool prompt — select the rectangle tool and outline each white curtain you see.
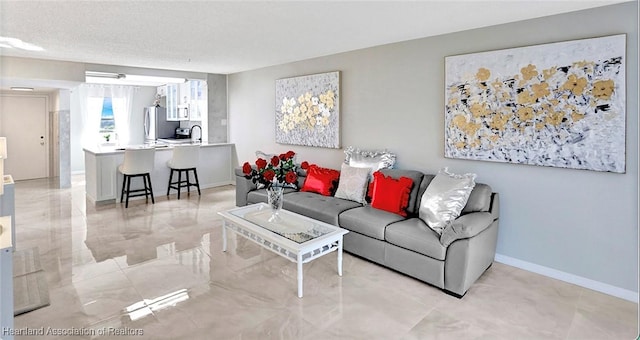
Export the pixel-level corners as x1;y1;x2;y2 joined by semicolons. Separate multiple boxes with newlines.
110;85;134;146
78;84;105;147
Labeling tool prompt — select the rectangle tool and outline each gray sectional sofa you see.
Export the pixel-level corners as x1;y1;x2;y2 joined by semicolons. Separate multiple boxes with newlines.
235;167;499;297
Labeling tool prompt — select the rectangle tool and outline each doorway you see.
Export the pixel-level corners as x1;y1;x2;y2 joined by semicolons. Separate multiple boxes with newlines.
0;94;49;180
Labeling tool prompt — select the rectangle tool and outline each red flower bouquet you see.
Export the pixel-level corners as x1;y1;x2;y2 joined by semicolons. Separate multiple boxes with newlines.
242;151;308;189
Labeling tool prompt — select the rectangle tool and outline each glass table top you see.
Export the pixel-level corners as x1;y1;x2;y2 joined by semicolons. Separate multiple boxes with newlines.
229;205;336;244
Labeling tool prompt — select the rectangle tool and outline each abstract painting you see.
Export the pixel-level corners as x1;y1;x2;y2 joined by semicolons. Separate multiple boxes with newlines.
444;35;626;173
275;71;340;148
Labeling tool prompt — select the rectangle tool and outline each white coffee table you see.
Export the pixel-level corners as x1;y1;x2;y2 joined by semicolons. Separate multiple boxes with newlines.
218;203;349;298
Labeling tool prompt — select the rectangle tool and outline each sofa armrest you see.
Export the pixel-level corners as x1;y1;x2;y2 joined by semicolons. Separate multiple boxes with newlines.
235;167;257;206
440;212;494;247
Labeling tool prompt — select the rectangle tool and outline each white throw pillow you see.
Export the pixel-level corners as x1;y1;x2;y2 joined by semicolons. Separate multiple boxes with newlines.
334;163;371;204
419;167;476;235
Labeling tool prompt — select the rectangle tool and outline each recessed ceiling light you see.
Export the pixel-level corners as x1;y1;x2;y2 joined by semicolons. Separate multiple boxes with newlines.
10;87;34;92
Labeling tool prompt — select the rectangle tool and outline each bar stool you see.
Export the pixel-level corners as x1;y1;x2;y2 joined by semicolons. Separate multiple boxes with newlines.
167;145;201;199
118;148;156;208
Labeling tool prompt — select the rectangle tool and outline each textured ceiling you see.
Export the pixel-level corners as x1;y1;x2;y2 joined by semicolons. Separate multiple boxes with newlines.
0;1;631;75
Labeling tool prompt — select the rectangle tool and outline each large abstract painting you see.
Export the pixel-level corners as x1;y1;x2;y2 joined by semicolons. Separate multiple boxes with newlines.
444;35;626;173
275;71;340;148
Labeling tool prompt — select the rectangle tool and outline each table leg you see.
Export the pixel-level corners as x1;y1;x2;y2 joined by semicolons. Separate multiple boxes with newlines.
297;253;303;298
337;238;343;276
222;222;227;252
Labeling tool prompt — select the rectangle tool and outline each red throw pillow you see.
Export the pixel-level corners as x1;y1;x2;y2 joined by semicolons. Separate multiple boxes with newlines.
370;171;413;217
301;165;340;196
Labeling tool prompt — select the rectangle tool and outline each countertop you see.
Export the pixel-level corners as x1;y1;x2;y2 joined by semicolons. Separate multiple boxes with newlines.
83;141;234;155
0;216;12;250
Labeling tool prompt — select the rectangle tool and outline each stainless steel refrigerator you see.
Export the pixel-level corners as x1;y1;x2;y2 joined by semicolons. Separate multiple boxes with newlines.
144;106;179;142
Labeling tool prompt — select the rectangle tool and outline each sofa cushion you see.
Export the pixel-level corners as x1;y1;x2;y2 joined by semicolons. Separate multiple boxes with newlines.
300;165;340;196
377;169;425;216
282;191;361;226
385;218;446;260
370;171;413;217
339;206;406;240
462;183;492;213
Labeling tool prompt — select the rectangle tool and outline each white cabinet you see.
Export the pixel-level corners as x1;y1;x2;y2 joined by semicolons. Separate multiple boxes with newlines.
187;80;207;121
0;178;15;339
166;84;179;121
84;152;121;203
0;175;15;251
0;216;13;340
177;81;190;120
163;80;207;121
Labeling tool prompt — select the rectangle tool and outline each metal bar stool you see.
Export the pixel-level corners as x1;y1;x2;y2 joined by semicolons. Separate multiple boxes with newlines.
167;145;201;199
118;148;156;208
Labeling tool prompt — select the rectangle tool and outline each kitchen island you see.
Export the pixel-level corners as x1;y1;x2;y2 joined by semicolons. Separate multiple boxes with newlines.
83;142;235;205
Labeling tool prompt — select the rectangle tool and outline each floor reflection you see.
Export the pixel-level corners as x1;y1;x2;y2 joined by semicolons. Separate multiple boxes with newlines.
11;175;638;339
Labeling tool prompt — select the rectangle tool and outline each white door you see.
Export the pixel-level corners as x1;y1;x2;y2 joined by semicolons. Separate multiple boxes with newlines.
0;95;49;180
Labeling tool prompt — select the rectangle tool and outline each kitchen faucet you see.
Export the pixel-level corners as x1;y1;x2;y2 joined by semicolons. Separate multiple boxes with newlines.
190;125;202;142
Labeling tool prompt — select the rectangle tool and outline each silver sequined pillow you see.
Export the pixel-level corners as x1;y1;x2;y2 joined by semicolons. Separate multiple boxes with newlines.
344;146;395;171
419;167;476;235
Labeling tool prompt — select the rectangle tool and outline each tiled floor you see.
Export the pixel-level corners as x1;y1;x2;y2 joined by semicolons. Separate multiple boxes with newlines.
10;176;639;339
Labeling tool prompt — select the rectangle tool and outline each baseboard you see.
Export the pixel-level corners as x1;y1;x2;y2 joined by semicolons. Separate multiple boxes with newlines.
494;254;638;303
200;180;235;189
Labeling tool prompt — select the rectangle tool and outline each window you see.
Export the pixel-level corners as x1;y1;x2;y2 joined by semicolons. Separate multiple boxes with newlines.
100;97;115;132
99;97;116;143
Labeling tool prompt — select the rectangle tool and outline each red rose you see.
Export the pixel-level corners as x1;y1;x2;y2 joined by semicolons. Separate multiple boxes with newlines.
256;158;267;170
270;156;280;167
263;169;275;182
301;161;310;170
279;153;286;160
285;171;297;184
285;151;295;160
242;162;252;175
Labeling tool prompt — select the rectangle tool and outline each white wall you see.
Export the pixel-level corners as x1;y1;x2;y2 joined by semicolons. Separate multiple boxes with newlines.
228;3;639;295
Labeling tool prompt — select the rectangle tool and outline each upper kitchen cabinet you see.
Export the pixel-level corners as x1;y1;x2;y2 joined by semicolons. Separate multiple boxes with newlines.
160;80;207;121
188;80;207;121
165;83;179;121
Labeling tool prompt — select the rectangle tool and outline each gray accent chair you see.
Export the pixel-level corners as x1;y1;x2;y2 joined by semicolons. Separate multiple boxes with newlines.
235;167;499;297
